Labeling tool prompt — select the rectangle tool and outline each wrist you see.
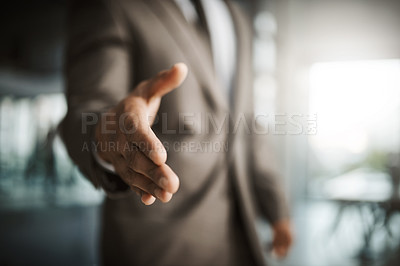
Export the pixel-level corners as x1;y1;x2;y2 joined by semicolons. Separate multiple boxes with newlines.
94;108;118;163
272;219;291;231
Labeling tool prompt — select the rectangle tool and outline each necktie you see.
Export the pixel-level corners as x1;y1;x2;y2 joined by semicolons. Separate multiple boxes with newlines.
174;0;236;101
190;0;210;38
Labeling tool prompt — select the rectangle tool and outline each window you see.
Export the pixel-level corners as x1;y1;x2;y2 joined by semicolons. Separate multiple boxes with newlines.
308;60;400;180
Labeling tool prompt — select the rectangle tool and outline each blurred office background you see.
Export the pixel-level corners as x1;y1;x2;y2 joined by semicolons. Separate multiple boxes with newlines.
0;0;399;265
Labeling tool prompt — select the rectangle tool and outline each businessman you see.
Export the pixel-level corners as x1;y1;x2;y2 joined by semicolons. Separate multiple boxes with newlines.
61;0;293;265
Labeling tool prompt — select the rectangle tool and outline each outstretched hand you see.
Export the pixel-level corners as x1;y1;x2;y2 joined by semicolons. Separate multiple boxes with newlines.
95;63;188;205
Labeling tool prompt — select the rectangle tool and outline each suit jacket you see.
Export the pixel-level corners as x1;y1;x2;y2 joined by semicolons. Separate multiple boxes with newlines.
61;0;289;265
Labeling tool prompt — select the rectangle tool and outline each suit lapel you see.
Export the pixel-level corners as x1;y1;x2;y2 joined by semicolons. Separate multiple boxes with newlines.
225;0;253;117
147;0;229;112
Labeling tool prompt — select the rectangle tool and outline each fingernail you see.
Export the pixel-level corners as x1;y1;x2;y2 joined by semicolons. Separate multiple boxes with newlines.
149;150;156;161
149;149;166;165
154;188;163;199
148;150;158;164
159;177;168;189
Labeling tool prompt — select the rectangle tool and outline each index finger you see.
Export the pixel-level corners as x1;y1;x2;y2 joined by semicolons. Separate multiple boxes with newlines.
127;149;179;193
125;123;167;166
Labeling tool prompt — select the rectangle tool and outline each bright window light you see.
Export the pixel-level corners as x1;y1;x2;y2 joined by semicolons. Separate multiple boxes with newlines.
309;59;400;176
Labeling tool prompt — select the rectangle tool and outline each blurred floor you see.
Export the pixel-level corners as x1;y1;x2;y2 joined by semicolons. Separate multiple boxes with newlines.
0;205;100;266
267;200;400;266
0;200;399;266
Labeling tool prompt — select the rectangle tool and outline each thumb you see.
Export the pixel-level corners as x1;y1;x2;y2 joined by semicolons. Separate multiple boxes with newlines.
147;63;188;99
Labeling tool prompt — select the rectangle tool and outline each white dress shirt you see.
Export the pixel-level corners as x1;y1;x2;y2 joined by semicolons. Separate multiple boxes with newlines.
175;0;237;96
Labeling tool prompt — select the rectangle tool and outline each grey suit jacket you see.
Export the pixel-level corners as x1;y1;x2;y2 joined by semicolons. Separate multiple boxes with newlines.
61;0;289;265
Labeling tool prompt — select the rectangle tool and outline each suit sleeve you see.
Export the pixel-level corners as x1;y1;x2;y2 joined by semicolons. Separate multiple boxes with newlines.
250;129;290;224
230;1;290;224
60;0;133;197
